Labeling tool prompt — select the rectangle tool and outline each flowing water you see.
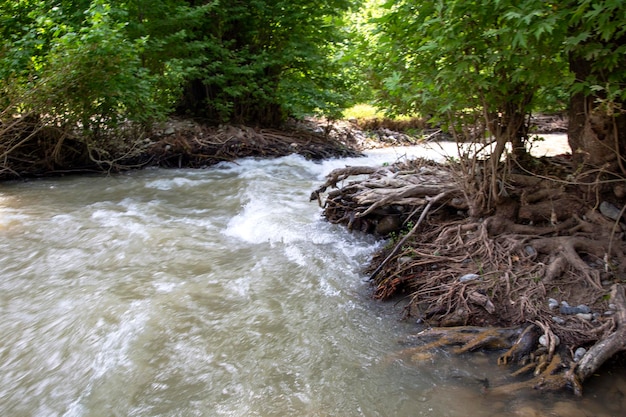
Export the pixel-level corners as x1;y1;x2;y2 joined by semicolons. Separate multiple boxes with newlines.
1;143;624;416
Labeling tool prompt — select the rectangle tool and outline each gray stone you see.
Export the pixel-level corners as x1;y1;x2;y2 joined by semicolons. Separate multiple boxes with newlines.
458;273;480;282
573;347;587;362
600;201;622;221
548;298;559;309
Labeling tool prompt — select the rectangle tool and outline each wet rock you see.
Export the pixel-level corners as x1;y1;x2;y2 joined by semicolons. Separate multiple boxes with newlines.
375;215;401;235
539;334;560;347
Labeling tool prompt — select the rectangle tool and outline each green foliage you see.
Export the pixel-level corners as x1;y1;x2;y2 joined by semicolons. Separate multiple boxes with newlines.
355;0;626;135
1;0;359;133
39;2;164;130
2;0;625;149
364;0;570;136
178;0;359;123
565;0;626;109
1;0;179;136
342;104;385;119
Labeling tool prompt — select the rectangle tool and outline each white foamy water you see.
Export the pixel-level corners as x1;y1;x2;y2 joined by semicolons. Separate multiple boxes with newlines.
1;141;623;417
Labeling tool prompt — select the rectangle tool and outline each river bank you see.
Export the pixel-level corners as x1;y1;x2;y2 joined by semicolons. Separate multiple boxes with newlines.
1;113;568;181
310;121;626;397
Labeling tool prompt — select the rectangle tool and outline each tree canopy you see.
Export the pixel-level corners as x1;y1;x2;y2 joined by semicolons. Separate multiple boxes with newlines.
364;0;625;168
1;0;625;168
0;0;358;131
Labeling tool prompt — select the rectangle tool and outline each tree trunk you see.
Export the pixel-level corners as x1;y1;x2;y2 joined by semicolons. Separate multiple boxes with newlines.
568;55;626;173
485;95;532;206
177;78;209;119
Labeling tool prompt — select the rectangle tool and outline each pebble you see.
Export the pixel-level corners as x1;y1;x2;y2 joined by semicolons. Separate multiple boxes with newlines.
524;245;537;257
576;313;593;321
548;298;559;309
600;201;622;221
573;347;587;362
560;304;591;315
539;334;560;347
458;273;480;282
552;316;566;324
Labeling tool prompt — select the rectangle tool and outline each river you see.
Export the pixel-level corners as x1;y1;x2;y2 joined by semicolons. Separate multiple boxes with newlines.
0;141;623;416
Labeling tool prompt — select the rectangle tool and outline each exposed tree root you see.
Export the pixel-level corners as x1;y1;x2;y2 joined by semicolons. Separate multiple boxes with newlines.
1;117;361;180
401;326;530;356
314;154;626;395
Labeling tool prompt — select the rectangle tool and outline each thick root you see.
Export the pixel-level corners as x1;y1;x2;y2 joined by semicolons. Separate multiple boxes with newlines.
398;326;527;358
497;324;539;365
489;354;581;395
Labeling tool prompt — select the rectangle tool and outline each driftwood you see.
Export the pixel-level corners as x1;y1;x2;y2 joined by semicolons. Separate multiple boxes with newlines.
314;155;626;395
